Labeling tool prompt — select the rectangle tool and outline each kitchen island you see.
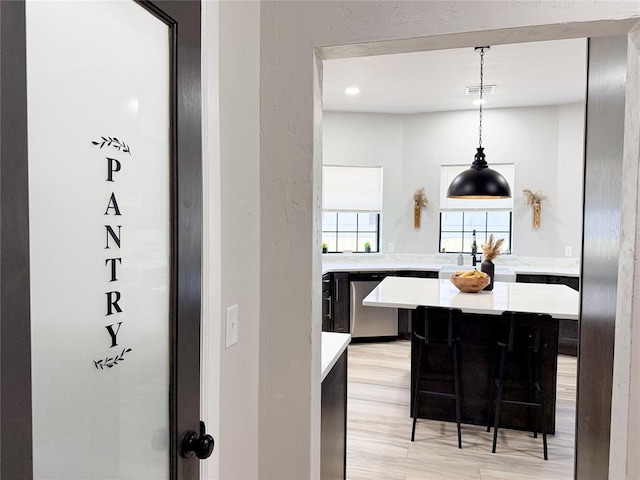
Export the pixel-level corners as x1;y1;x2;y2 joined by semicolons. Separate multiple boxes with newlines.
322;255;581;354
363;276;579;319
363;277;579;433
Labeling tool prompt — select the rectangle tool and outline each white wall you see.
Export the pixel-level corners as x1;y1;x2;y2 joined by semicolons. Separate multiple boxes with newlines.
322;112;404;252
556;102;587;258
203;1;261;479
258;2;640;479
201;2;221;477
324;104;585;258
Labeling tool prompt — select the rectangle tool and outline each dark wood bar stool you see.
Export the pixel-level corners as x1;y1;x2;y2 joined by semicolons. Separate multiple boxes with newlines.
486;311;551;460
411;306;463;448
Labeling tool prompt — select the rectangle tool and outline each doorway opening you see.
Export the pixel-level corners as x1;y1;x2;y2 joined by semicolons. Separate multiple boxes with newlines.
320;38;585;478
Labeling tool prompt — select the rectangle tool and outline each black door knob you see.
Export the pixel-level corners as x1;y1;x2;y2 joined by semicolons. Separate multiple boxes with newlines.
181;420;215;459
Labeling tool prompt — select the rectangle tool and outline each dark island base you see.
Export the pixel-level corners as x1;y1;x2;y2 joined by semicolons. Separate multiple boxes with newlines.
410;311;559;434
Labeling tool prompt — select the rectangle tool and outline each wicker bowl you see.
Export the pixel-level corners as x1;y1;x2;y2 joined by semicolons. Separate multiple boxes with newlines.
450;273;490;293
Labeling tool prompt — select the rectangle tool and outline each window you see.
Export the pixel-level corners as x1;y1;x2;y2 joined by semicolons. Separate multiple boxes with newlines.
439;211;512;254
439;164;514;255
322;212;380;253
322;166;382;253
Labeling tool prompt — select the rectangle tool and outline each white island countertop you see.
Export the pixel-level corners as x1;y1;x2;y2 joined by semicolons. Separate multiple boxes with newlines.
321;332;351;381
363;276;579;320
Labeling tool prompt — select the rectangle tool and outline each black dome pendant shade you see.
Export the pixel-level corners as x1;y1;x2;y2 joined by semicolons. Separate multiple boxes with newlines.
447;147;511;199
447;46;511;200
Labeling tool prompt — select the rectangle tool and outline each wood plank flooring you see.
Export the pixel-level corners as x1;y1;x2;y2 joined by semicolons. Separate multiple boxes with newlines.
347;340;576;480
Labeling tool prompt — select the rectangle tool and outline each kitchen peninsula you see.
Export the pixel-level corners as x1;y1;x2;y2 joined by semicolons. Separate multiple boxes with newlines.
363;276;579;432
321;332;350;480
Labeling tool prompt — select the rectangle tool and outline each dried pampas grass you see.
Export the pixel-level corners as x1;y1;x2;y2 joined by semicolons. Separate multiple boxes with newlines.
522;189;548;206
481;234;505;261
414;188;428;208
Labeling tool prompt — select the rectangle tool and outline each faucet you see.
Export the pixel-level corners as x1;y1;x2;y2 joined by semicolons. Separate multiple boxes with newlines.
471;229;478;267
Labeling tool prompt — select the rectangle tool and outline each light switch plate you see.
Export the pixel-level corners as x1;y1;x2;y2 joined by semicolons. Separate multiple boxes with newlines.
388;243;394;252
565;246;573;257
225;304;239;349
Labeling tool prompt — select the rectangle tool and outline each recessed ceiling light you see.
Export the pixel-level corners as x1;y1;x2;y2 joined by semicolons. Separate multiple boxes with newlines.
472;98;487;105
345;87;360;95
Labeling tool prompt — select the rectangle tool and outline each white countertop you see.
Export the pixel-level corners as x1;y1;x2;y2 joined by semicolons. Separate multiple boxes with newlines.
322;254;580;278
321;332;351;381
363;276;579;320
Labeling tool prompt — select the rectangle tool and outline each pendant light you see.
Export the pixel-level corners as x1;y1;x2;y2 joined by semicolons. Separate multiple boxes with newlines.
447;47;511;199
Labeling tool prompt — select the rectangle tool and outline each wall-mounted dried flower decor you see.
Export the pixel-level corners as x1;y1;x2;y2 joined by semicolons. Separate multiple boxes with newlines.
413;188;428;229
523;189;548;229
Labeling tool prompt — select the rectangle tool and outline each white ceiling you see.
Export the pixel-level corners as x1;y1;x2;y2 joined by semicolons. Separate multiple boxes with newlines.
322;38;588;114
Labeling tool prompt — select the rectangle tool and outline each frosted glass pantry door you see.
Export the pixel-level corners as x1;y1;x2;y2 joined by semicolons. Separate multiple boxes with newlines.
26;1;171;478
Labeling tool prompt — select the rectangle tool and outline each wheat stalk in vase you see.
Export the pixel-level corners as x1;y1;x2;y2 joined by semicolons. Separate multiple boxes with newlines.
481;234;505;261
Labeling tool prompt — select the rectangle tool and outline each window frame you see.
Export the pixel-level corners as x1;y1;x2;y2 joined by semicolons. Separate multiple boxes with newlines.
322;211;381;253
438;211;512;255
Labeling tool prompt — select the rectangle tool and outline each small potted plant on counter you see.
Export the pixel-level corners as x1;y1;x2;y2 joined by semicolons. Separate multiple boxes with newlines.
364;241;371;253
322;242;328;254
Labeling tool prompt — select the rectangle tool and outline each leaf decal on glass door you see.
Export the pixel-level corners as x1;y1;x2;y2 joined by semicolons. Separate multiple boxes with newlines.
91;136;131;155
93;348;133;370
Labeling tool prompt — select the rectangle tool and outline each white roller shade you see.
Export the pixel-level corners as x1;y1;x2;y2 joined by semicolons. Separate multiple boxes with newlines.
323;165;383;212
440;164;515;210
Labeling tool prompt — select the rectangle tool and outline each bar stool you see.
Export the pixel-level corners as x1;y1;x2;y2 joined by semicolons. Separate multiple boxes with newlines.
486;311;551;460
411;306;463;448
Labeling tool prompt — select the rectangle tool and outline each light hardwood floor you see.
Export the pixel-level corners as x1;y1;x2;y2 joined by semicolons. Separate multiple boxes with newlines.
347;340;577;480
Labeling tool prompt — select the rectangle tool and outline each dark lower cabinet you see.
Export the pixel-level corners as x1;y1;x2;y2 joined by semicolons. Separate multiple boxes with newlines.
322;274;332;332
515;274;548;284
321;350;347;480
333;273;350;333
516;273;580;356
547;274;580;291
515;273;580;291
322;273;350;333
394;270;439;279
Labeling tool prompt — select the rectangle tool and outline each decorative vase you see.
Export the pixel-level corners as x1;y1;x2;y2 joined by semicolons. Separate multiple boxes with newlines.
365;246;371;253
414;205;420;229
322;247;327;254
480;259;495;291
533;200;541;229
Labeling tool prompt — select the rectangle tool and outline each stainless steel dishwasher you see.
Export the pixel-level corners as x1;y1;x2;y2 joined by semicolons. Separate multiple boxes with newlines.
350;281;398;338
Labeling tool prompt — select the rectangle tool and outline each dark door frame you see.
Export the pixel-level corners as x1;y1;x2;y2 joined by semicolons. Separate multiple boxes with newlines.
317;22;639;479
0;1;202;479
577;35;627;480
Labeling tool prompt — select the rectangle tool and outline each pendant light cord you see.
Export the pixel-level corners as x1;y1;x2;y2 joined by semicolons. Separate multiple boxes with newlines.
478;47;484;148
447;44;511;198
